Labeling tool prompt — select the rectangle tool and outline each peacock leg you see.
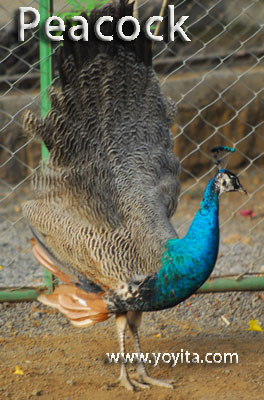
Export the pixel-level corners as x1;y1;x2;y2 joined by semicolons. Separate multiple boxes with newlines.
110;313;148;390
127;311;174;389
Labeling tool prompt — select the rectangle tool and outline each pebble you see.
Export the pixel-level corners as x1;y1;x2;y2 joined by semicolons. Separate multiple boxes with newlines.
66;379;75;385
32;312;42;319
31;390;43;396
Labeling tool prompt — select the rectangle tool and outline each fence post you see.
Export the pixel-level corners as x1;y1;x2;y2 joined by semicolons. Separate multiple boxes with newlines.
39;0;53;293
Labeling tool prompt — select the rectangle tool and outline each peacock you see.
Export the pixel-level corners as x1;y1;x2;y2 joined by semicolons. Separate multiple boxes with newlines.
23;0;246;391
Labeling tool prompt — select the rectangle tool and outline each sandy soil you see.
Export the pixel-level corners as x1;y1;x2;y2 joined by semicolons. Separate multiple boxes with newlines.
1;326;264;400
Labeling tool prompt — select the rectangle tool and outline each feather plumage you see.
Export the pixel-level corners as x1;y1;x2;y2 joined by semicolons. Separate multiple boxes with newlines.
23;0;245;391
23;0;180;292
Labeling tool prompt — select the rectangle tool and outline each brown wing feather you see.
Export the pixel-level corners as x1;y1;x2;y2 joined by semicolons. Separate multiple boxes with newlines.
23;0;180;291
39;286;110;328
35;243;110;327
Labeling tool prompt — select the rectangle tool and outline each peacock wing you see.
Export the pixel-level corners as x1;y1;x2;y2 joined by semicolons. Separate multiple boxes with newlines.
23;1;180;290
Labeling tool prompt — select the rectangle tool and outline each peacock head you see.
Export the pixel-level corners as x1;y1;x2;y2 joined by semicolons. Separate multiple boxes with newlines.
214;169;246;196
211;146;247;196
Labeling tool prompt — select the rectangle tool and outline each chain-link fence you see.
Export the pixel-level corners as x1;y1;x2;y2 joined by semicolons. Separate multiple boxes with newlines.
0;0;263;294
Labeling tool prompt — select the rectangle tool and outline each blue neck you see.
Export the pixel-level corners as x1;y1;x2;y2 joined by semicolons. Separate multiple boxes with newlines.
150;177;220;310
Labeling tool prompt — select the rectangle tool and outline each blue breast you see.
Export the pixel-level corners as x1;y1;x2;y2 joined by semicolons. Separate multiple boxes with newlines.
149;178;220;310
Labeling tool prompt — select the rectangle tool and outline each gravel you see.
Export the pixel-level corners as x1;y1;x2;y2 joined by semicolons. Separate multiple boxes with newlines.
0;290;263;339
0;220;44;287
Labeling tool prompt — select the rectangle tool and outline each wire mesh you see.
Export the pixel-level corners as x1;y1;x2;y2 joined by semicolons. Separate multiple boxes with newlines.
0;0;263;291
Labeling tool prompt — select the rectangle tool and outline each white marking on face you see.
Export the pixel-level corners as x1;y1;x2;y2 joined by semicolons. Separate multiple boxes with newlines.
220;174;232;195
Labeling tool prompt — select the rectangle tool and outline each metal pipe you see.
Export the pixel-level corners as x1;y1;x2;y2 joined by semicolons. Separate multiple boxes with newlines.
198;275;264;293
38;0;111;293
0;275;263;302
39;0;53;293
39;0;52;126
0;287;46;302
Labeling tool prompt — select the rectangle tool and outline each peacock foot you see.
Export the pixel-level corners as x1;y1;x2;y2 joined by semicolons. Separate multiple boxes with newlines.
109;374;150;391
135;371;174;389
108;370;174;391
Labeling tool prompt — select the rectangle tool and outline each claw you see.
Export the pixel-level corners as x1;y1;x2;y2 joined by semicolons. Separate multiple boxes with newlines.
109;374;173;391
108;375;136;391
137;373;174;388
130;378;150;390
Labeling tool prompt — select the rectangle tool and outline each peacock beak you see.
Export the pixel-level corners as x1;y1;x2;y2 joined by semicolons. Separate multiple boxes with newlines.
239;184;247;195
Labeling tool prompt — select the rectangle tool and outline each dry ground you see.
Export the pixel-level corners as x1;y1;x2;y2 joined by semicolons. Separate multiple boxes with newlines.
0;296;264;400
1;328;264;400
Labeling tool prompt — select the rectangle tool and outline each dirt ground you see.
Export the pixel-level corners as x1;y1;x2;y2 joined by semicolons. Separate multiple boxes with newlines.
1;325;264;400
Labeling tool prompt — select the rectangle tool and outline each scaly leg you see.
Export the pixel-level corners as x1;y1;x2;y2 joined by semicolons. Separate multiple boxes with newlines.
109;313;150;391
127;311;174;389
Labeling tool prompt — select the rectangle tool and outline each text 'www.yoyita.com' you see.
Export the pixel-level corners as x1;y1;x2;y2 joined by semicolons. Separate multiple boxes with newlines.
105;350;239;367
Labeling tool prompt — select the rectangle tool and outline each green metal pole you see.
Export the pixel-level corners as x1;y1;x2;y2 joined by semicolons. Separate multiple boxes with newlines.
39;0;51;154
197;275;264;293
1;276;264;302
38;0;110;294
0;2;54;303
0;288;46;302
39;0;53;293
